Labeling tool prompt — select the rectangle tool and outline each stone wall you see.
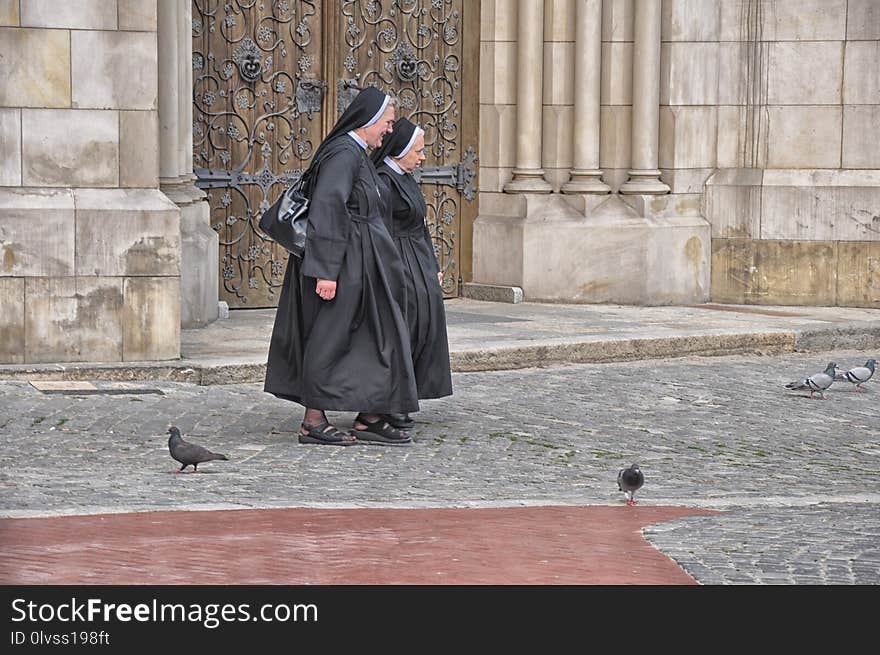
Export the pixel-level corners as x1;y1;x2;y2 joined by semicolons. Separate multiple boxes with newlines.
474;0;879;308
479;0;518;193
474;0;710;305
662;0;880;307
0;0;181;364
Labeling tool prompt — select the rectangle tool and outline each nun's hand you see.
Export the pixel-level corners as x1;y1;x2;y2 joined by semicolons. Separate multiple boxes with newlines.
316;279;337;301
437;271;443;285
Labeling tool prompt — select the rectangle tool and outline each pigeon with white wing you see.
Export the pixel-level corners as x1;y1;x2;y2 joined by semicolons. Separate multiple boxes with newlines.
784;362;837;400
834;358;876;392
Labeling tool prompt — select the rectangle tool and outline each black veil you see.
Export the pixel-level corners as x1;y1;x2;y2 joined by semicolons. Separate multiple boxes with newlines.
370;117;419;165
307;86;390;176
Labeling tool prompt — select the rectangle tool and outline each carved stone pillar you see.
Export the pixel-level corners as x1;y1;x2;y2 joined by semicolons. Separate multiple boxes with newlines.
504;0;553;193
619;0;669;194
562;0;610;194
157;0;218;327
157;0;181;185
177;0;190;180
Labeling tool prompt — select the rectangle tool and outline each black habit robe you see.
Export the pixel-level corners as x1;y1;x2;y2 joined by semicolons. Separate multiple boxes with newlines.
264;88;419;414
372;120;453;399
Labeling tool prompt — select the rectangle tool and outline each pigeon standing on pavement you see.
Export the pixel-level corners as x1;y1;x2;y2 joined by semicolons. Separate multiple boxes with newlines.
784;362;837;400
167;426;229;473
834;359;876;392
617;464;644;506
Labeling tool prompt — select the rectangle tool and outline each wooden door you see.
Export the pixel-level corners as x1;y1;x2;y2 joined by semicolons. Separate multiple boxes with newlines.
194;0;478;306
329;0;479;297
193;0;327;308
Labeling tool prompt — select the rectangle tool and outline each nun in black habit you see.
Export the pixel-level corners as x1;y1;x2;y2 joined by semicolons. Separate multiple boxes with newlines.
372;118;453;427
264;86;418;446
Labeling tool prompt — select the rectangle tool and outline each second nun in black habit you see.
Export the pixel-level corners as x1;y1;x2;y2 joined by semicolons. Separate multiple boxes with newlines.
264;87;418;446
372;118;453;428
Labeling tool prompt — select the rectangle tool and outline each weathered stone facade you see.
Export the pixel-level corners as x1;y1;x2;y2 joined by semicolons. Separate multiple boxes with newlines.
475;0;711;304
699;0;880;308
474;0;880;307
0;0;216;365
1;0;878;366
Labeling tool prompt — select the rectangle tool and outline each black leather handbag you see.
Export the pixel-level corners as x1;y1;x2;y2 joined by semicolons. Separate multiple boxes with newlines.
259;173;310;258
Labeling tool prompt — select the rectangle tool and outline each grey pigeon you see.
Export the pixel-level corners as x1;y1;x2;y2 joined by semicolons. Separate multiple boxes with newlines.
167;426;229;473
617;464;644;506
784;362;837;400
834;359;876;392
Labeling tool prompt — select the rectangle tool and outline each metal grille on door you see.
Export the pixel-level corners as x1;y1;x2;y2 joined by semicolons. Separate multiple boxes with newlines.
193;0;477;307
192;0;325;308
336;0;478;298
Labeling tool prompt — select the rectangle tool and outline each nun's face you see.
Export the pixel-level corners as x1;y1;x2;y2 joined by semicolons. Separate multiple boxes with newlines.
363;105;396;148
396;133;426;173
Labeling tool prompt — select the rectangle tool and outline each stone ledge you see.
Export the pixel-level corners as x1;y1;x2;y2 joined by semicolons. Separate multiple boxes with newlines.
462;283;523;304
0;361;265;386
449;332;797;372
793;324;880;352
3;324;876;384
0;332;797;384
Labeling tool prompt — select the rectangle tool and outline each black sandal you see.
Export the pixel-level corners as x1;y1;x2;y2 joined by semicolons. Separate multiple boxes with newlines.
299;421;358;446
353;414;412;445
382;413;415;429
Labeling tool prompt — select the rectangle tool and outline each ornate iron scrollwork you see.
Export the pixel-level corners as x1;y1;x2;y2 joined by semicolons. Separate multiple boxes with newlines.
193;0;322;307
460;146;477;201
411;145;477;202
391;42;419;82
411;166;456;187
296;79;326;116
194;1;475;305
193;166;303;193
233;37;262;82
340;0;473;298
336;77;362;115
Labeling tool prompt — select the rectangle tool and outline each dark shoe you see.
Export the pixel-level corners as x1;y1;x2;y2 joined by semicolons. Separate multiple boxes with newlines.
382;413;414;429
353;414;412;445
299;421;358;446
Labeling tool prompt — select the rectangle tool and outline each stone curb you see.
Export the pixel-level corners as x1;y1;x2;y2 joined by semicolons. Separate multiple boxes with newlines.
450;332;796;371
0;361;267;385
793;324;880;352
1;324;876;385
0;331;792;384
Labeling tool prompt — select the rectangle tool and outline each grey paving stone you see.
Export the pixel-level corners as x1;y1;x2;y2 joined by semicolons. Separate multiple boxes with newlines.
1;348;879;584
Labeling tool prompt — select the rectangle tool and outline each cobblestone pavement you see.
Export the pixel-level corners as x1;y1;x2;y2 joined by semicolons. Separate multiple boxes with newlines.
645;504;879;585
1;348;878;584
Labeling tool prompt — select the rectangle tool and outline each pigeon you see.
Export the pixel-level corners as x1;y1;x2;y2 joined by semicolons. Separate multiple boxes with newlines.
167;426;229;473
784;362;837;400
617;464;644;506
834;359;876;392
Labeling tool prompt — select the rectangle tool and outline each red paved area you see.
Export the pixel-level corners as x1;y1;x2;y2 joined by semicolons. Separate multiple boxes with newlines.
0;505;716;584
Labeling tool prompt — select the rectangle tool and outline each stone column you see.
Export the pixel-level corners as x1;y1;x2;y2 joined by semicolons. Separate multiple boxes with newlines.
177;0;190;179
157;0;181;185
183;1;196;179
562;0;610;194
504;0;552;193
157;0;218;328
619;0;669;194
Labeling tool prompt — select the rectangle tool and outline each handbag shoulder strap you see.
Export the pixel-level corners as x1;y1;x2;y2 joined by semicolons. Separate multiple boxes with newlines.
301;137;365;198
